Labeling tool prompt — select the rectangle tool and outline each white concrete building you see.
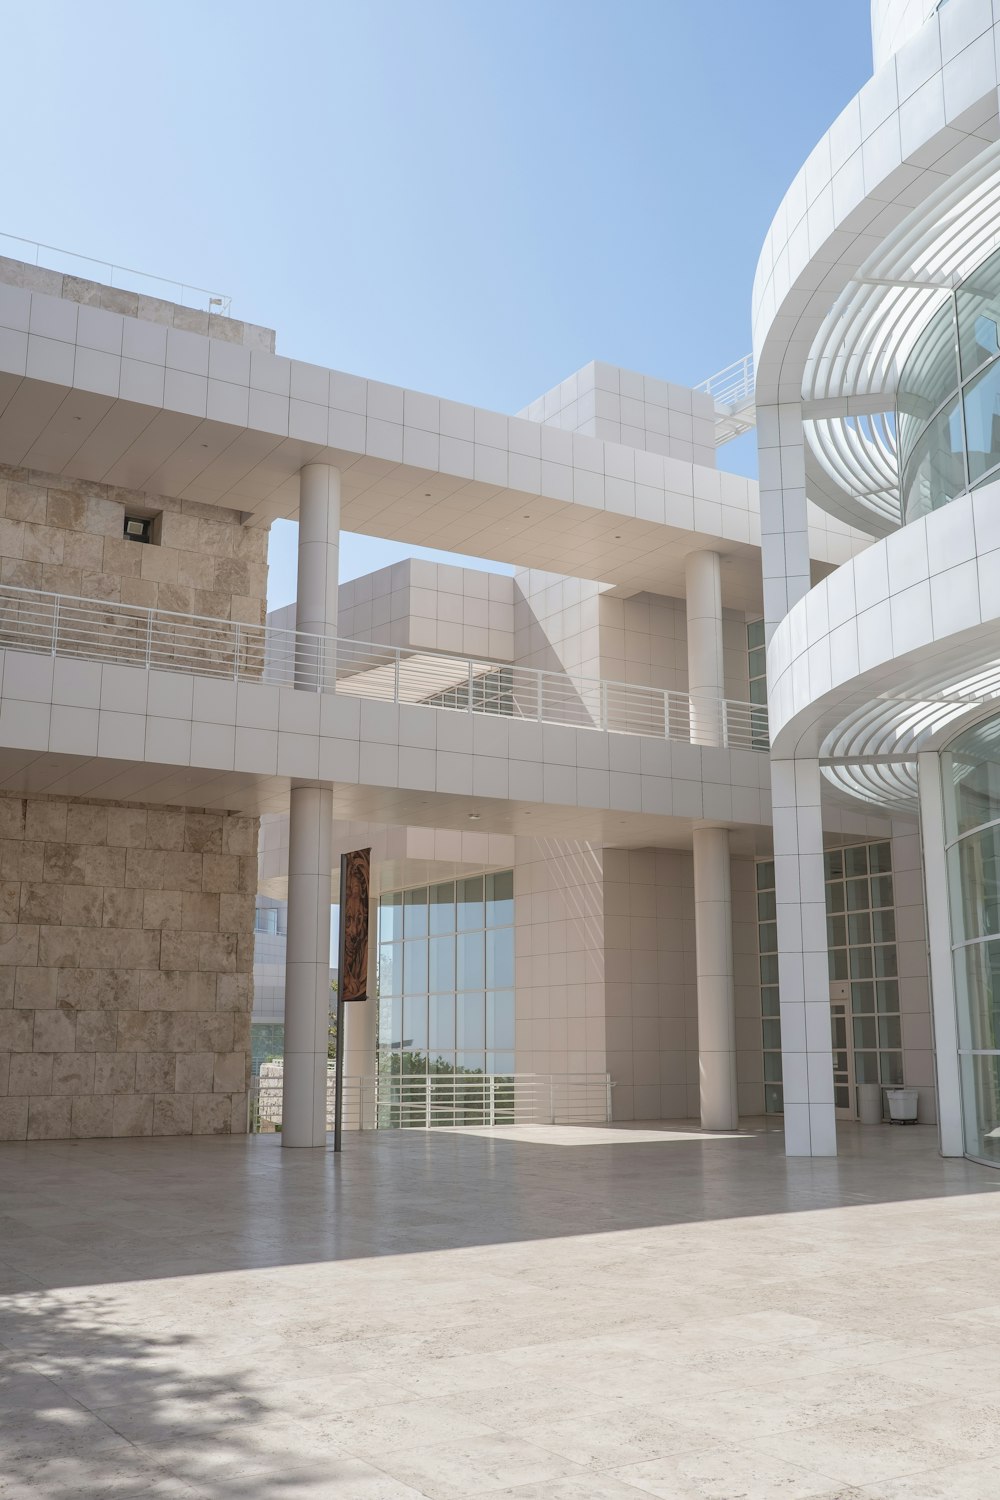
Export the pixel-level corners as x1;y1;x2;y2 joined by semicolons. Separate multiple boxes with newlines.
3;0;998;1166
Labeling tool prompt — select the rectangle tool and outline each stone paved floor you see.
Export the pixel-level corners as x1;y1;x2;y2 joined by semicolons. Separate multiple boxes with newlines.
2;1120;1000;1498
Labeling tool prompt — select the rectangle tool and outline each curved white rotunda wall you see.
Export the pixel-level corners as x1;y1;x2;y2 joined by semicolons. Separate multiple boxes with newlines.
871;0;943;70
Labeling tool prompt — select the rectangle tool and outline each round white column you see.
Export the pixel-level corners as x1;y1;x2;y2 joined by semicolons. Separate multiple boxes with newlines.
693;823;738;1130
282;786;334;1147
685;549;738;1129
685;550;724;746
282;463;341;1148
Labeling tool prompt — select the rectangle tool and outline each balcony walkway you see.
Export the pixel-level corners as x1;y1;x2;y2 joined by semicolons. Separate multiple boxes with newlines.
0;1122;994;1497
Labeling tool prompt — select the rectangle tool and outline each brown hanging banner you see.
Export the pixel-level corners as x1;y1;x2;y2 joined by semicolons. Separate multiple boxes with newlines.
339;847;371;1003
334;847;371;1154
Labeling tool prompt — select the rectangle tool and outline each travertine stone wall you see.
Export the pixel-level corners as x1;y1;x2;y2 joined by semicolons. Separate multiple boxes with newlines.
0;796;258;1141
0;465;268;625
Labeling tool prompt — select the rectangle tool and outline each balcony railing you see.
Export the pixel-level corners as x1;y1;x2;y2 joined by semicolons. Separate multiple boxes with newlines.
0;583;769;752
250;1066;614;1132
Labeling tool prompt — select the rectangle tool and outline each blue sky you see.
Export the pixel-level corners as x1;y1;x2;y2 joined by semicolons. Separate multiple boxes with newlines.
8;0;873;606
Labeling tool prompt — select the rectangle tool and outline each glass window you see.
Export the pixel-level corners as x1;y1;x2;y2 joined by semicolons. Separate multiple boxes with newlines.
403;939;427;993
759;921;778;954
897;296;959;466
955;939;1000;1051
952;823;1000;943
878;1014;902;1049
761;986;780;1018
901;396;966;522
848;912;871;946
486;928;514;988
756;860;774;890
964;358;1000;485
429;882;455;935
457;930;485;991
762;1019;782;1051
486;991;515;1050
869;842;892;874
852;982;874;1013
957;247;1000;377
828;914;847;949
429;994;455;1052
457;994;486;1050
872;910;896;944
757;889;776;922
850;947;874;980
457;876;484;930
960;1053;1000;1164
403;995;428;1053
380;891;403;941
379;943;401;997
485;870;514;927
428;935;455;994
844;845;868;878
404;888;428;937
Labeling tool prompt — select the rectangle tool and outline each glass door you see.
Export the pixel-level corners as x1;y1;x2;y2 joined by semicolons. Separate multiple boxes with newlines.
830;988;855;1118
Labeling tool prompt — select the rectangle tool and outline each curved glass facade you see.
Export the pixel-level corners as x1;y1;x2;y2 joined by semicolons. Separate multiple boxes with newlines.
897;245;1000;523
942;715;1000;1164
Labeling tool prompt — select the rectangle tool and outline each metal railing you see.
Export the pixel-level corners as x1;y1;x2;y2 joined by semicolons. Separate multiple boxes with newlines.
0;231;232;316
0;582;768;751
250;1067;613;1132
694;353;756;444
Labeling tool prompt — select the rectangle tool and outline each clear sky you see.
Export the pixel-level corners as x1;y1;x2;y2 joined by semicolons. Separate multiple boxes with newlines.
7;0;874;606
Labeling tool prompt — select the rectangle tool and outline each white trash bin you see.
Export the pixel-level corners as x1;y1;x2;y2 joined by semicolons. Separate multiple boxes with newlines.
886;1087;919;1124
857;1082;882;1125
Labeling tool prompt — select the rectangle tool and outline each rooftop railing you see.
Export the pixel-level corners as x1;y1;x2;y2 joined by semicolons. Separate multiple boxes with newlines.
0;231;232;316
0;583;768;752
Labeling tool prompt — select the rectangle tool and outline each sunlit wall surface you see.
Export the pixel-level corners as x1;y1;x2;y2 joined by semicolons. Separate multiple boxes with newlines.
898;245;1000;523
944;716;1000;1163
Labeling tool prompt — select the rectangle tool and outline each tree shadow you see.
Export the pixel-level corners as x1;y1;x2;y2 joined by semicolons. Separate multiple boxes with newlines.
0;1289;332;1497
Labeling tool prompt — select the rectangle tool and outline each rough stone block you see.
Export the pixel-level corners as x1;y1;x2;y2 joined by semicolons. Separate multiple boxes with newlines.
196;1014;233;1052
184;814;223;854
0;884;19;924
175;1052;214;1093
27;1096;72;1140
19;883;64;924
76;1011;116;1052
71;1095;114;1138
145;811;185;851
219;893;254;933
62;885;104;927
192;1093;231;1134
106;808;148;849
181;892;220;932
0;798;24;840
0;841;43;882
135;1053;176;1094
213;1051;246;1094
0;968;13;1008
32;1009;76;1052
14;968;57;1009
9;1053;53;1095
199;933;237;973
101;889;143;929
51;1052;96;1096
57;969;100;1010
142;890;183;930
0;1012;32;1051
94;1052;137;1093
66;806;108;845
201;855;241;894
0;1096;27;1139
112;1094;153;1137
153;1093;193;1135
139;970;216;1012
24;802;68;843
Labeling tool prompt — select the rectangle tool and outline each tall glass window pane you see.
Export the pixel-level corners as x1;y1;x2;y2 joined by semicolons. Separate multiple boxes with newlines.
379;942;401;997
486;928;514;988
486;991;515;1050
428;935;455;994
901;397;966;522
429;881;455;935
964;358;1000;485
457;994;486;1050
380;891;403;940
897;297;959;467
457;930;485;990
457;876;484;930
957;247;1000;377
956;940;1000;1050
403;995;428;1054
485;870;514;926
951;825;1000;940
429;994;455;1053
404;888;428;937
403;938;427;993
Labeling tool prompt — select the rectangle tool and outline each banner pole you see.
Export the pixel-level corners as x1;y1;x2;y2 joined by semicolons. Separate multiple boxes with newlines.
333;852;347;1153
